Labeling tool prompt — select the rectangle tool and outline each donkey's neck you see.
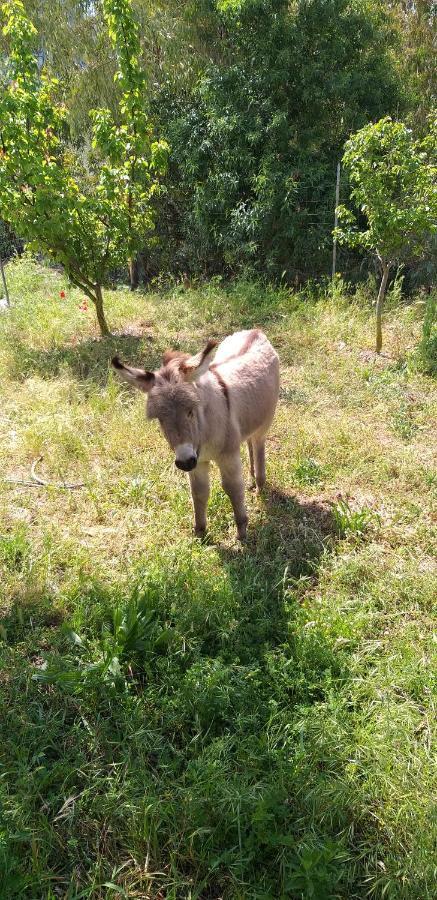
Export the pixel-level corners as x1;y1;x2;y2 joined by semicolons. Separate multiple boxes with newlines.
197;371;233;460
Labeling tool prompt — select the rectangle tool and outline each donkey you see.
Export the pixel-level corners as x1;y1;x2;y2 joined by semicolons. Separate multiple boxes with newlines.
112;329;279;540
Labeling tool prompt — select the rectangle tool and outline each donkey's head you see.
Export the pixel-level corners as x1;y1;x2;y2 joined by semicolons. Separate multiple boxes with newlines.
112;340;217;471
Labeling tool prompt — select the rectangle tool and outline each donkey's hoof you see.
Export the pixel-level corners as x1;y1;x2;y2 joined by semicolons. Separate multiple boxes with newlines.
194;526;207;541
236;519;248;542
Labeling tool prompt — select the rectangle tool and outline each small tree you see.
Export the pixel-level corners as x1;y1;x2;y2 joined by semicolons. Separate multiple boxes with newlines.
0;0;168;336
335;116;436;352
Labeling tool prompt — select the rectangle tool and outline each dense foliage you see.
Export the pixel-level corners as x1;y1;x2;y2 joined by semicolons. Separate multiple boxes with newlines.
157;0;403;279
1;0;435;283
391;0;437;133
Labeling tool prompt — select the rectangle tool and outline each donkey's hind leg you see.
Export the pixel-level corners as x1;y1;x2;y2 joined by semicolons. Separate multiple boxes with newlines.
247;439;255;488
253;437;266;492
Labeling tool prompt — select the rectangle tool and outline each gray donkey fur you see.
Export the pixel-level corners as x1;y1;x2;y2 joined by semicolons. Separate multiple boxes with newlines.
112;328;279;540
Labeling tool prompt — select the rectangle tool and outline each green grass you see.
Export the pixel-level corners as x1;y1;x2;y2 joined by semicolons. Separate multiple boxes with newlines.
0;258;436;899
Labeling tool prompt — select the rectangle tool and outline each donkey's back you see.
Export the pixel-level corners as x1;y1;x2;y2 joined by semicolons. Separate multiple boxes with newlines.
212;329;279;442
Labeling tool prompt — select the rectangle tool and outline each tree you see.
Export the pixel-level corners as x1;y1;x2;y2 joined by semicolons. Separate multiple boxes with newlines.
0;0;168;335
0;0;120;141
156;0;403;280
1;1;407;282
390;1;436;132
335;116;436;352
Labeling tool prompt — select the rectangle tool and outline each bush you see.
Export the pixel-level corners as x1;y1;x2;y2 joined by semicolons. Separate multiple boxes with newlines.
0;220;22;260
154;0;403;281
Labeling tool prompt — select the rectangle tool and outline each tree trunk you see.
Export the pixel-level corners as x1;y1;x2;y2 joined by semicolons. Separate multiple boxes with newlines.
67;271;112;337
376;260;390;353
93;284;111;337
128;256;139;290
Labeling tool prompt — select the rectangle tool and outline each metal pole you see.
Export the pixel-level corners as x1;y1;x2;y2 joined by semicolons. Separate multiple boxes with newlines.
332;161;341;280
0;254;10;307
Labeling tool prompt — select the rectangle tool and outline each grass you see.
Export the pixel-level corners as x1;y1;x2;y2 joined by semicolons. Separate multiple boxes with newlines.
0;258;436;899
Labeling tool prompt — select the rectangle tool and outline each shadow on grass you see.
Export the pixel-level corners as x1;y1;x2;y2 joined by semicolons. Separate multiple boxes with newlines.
8;331;163;386
260;485;336;543
0;488;363;899
214;486;337;665
221;484;336;587
6;279;303;388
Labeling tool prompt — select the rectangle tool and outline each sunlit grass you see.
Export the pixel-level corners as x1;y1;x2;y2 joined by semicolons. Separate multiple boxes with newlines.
0;258;436;898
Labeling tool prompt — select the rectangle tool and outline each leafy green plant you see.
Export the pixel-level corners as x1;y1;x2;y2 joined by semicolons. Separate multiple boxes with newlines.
0;0;168;335
336;116;436;352
290;455;326;486
285;838;348;898
391;402;418;441
34;595;177;692
331;499;380;540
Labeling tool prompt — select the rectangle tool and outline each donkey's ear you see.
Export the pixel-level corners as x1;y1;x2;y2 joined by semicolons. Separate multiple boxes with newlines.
180;340;217;382
111;357;155;392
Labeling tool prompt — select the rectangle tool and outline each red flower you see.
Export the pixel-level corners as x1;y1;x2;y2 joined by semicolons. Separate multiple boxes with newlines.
60;290;66;299
79;300;88;312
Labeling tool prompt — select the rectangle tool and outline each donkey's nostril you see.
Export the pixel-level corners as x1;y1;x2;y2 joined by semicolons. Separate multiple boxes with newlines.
175;455;197;472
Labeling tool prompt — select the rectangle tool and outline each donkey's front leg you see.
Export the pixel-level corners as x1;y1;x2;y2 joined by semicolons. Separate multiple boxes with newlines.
189;462;210;538
219;452;248;541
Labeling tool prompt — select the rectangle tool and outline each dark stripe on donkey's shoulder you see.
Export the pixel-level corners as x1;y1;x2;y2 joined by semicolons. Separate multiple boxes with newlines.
211;369;230;409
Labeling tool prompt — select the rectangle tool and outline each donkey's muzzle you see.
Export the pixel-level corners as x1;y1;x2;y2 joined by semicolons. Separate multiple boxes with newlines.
175;455;197;472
